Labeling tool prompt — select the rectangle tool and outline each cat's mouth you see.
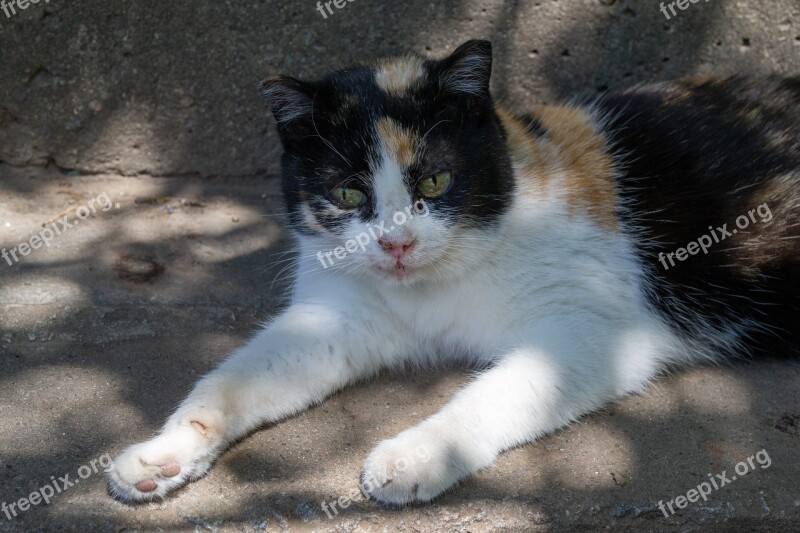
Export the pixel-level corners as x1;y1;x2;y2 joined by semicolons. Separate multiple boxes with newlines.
374;259;422;280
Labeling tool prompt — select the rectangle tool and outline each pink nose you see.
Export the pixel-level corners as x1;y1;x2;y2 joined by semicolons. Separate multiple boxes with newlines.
378;237;416;259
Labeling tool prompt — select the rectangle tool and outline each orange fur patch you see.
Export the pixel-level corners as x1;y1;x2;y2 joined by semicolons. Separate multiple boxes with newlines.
498;105;618;229
496;107;551;196
376;116;417;168
375;56;425;96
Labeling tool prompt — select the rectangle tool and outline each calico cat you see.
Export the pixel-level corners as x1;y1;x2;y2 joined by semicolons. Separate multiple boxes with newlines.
108;40;800;505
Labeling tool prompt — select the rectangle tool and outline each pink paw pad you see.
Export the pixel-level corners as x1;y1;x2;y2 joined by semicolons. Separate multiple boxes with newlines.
160;461;181;478
135;478;158;492
133;461;181;492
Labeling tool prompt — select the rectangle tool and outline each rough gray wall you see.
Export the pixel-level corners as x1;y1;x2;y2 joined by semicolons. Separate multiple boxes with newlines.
0;0;797;177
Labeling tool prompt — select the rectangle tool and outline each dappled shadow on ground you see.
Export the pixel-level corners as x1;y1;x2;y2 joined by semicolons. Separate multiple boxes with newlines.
1;0;799;530
2;166;799;529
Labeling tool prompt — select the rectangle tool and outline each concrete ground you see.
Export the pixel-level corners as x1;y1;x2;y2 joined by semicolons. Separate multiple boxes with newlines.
1;165;799;532
1;0;798;530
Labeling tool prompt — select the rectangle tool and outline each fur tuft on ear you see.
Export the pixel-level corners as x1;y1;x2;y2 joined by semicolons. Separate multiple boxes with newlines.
259;76;315;125
437;40;493;98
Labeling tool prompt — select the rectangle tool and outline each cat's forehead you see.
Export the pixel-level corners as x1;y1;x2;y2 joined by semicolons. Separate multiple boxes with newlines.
322;59;431;128
325;55;429;105
319;56;437;168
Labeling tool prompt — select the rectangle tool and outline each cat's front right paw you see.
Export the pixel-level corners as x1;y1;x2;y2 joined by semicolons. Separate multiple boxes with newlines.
107;426;214;503
361;427;462;505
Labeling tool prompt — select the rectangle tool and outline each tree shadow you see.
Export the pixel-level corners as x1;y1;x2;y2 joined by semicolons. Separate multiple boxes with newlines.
1;0;798;530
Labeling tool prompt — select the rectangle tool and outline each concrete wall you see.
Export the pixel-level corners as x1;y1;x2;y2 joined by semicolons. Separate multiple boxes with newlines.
0;0;797;177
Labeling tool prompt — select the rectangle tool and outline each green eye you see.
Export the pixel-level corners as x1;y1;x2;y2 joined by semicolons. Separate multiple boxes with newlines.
330;186;366;209
417;171;452;198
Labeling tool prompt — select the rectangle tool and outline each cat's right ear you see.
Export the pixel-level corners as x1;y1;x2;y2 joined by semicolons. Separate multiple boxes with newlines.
435;39;493;100
259;76;316;142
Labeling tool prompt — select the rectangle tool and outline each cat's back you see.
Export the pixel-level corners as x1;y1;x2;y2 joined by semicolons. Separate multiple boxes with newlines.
597;76;800;193
594;77;800;358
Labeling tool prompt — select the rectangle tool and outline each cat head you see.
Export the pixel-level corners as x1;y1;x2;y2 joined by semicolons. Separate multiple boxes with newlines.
260;40;513;285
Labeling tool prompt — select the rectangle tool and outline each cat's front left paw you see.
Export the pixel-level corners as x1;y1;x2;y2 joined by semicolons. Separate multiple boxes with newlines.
107;420;218;503
360;427;469;505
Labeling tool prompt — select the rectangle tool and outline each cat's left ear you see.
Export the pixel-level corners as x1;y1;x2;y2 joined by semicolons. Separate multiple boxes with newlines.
259;76;317;144
435;39;493;100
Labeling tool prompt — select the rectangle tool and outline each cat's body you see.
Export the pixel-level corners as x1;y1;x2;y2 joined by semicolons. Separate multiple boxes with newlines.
109;41;800;505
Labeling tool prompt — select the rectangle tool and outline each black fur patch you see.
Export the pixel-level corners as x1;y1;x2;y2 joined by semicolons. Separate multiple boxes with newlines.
598;77;800;358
